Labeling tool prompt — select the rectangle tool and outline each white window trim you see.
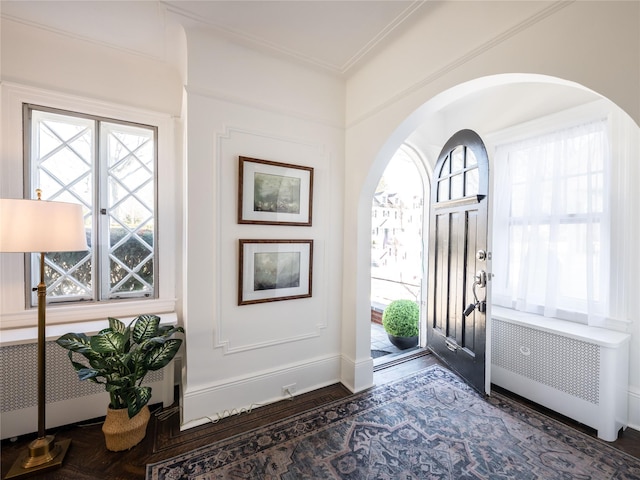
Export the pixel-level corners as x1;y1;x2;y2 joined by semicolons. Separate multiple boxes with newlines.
1;82;178;330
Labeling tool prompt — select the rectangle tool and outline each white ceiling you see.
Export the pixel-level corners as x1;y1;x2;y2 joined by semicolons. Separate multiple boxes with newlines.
1;0;427;75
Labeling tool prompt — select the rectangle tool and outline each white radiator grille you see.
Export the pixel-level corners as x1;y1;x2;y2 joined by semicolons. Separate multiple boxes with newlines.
0;341;163;412
492;319;600;404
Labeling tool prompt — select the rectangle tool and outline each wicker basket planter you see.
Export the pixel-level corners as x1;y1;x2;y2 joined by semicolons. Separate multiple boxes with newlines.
102;405;151;451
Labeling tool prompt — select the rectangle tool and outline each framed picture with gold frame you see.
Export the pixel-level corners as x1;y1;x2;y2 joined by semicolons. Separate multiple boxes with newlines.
238;239;313;305
238;156;313;226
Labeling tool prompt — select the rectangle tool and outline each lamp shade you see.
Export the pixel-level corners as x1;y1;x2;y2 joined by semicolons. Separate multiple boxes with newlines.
0;198;88;253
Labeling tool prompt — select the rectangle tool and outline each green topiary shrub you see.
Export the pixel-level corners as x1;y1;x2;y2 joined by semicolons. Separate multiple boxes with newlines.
382;299;419;337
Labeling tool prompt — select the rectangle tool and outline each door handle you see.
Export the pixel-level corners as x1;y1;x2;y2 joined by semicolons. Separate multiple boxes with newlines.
464;270;487;317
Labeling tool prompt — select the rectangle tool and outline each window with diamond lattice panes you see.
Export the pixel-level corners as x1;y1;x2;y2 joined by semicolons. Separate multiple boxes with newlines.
27;106;157;304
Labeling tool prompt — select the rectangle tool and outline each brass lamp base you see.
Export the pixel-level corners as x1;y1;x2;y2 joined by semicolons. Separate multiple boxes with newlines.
5;436;71;479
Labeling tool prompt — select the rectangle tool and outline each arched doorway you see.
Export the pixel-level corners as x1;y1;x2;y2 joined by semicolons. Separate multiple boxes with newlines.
370;144;430;363
351;74;638;392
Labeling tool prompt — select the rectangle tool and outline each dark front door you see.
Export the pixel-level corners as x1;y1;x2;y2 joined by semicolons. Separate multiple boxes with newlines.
427;129;489;394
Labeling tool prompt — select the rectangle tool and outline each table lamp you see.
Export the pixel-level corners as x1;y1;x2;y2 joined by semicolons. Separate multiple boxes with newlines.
0;190;88;479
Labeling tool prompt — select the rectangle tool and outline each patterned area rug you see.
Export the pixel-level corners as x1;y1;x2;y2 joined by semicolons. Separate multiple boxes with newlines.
147;366;640;479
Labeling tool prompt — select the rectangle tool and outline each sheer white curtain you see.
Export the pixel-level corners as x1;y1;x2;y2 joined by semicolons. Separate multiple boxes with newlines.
492;119;611;326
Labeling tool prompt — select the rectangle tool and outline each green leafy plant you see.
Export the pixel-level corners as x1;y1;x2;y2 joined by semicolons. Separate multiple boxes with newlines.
56;315;184;419
382;299;419;337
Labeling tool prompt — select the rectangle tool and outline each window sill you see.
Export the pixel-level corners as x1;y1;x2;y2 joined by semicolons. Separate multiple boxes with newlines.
0;310;177;347
490;305;630;348
0;298;177;337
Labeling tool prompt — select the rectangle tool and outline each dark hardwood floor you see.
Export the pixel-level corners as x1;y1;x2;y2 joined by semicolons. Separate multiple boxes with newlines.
2;351;638;479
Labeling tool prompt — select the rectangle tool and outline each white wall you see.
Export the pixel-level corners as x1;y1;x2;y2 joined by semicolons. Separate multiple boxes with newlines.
343;0;640;426
1;17;183;117
179;28;346;428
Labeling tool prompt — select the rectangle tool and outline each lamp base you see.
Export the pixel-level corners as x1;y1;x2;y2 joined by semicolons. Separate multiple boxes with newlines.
4;436;71;479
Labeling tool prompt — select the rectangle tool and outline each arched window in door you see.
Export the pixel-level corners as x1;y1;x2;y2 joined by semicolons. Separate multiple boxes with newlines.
436;145;483;203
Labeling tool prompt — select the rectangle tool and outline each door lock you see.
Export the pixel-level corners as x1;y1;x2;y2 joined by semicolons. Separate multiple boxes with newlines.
474;270;487;288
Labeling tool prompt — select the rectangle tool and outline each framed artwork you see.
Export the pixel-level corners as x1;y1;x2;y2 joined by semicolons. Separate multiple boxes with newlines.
238;239;313;305
238;156;313;226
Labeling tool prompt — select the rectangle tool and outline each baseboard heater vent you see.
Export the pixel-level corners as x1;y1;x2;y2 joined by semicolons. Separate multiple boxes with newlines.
491;310;630;441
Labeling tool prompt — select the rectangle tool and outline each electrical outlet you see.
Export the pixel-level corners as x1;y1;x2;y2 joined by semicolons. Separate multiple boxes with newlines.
282;383;296;396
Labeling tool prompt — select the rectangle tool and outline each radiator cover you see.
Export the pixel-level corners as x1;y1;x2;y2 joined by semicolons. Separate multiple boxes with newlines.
491;311;630;441
0;337;173;440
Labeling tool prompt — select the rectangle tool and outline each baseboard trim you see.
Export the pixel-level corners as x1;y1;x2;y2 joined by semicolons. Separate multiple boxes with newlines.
181;355;342;431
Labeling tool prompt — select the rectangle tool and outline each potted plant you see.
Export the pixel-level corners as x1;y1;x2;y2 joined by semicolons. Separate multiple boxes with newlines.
382;299;419;350
56;314;184;451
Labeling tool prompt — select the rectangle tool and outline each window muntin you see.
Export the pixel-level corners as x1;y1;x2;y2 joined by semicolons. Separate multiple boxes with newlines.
26;105;157;305
436;146;479;202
